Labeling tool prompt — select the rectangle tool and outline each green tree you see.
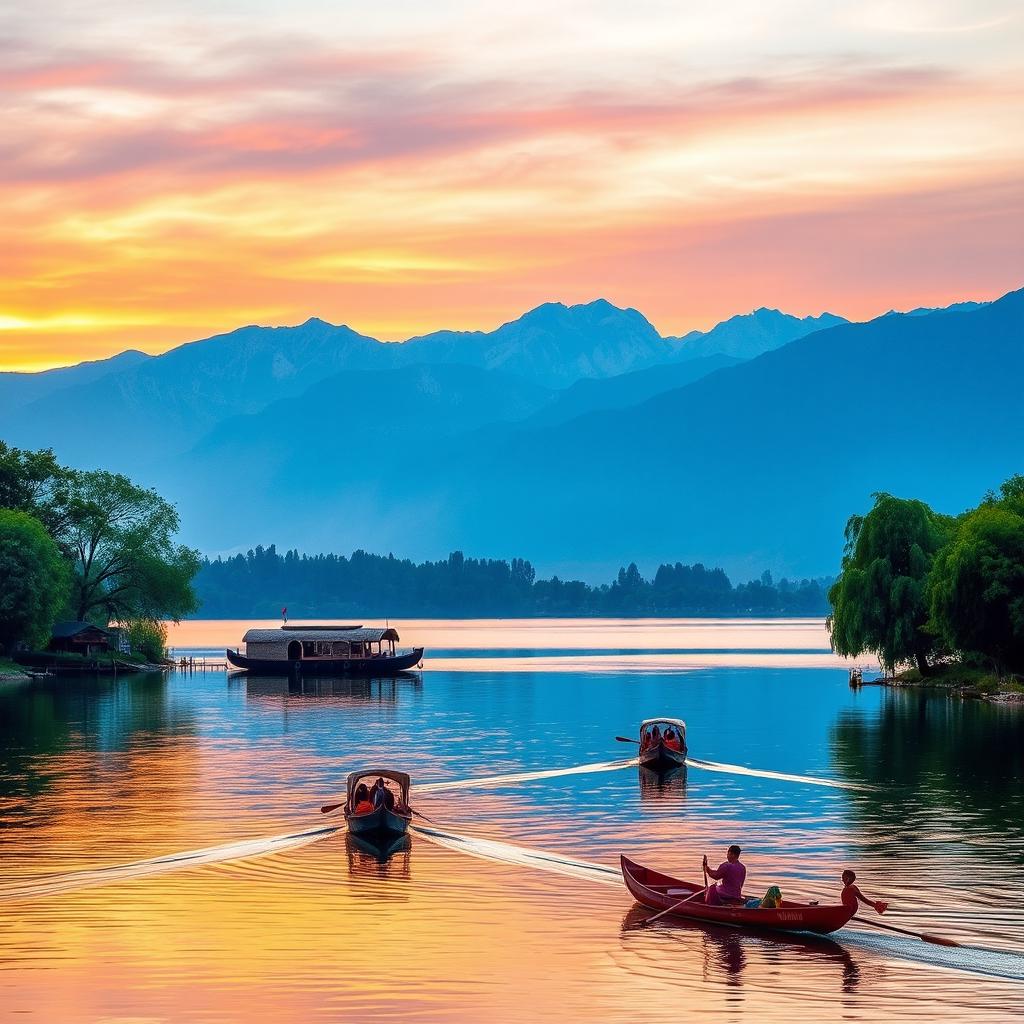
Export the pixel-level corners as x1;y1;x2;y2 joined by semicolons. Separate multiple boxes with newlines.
0;442;70;536
929;503;1024;676
123;618;168;662
827;493;950;675
61;469;201;623
0;509;71;653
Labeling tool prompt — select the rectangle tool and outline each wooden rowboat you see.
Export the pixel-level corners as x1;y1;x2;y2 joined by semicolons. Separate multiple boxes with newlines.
343;768;413;841
621;856;856;936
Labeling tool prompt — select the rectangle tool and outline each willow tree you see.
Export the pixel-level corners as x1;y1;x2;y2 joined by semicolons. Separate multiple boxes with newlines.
827;493;950;675
929;492;1024;677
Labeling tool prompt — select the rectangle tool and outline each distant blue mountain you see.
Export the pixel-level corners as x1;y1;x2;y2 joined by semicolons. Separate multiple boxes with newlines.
0;299;777;472
3;289;1017;578
400;299;671;385
667;308;847;361
514;353;741;429
414;288;1024;578
0;349;150;413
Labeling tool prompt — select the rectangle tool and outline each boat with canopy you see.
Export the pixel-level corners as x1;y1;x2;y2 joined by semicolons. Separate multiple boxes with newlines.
636;717;687;770
226;625;424;676
343;769;414;840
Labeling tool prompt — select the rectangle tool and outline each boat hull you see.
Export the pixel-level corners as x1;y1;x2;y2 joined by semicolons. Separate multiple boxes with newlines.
620;856;856;935
638;740;687;771
225;647;424;676
345;804;412;839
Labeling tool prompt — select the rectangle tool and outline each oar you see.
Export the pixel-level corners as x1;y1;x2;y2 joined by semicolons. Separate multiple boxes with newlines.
615;736;640;744
854;916;961;948
642;862;710;927
640;888;707;926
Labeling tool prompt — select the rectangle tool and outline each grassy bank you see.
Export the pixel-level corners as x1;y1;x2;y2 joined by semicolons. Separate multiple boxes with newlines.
891;662;1024;698
0;656;30;680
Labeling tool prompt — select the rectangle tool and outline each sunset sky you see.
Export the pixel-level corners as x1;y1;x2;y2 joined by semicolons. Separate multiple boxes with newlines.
2;0;1022;370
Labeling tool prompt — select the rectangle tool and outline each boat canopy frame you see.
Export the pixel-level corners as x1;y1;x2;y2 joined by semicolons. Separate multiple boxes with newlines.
346;768;411;802
640;717;686;738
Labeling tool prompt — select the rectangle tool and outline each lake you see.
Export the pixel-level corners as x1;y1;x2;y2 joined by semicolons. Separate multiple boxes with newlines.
2;618;1023;1022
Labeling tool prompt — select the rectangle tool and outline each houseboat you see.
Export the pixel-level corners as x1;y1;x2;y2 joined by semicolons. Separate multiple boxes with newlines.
226;624;424;676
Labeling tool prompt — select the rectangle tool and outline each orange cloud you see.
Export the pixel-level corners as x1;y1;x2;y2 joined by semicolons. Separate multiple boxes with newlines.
1;18;1022;369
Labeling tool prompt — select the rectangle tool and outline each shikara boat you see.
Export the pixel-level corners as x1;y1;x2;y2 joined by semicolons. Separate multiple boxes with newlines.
343;769;413;840
637;717;687;770
621;855;856;936
226;625;424;676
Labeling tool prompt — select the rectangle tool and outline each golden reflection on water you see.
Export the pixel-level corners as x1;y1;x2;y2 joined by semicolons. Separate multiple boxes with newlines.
3;622;1020;1023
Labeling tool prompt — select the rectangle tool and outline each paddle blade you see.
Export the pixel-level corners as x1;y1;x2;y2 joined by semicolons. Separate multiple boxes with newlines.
320;801;344;814
922;933;961;948
615;736;641;744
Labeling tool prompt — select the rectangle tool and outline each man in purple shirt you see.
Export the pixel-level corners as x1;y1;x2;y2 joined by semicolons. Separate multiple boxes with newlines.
703;844;746;905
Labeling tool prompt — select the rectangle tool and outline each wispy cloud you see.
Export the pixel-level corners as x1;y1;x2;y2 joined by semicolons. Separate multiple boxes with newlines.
1;1;1022;367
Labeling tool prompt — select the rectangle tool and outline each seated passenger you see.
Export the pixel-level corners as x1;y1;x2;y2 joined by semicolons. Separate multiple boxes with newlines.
664;728;682;752
353;798;375;814
650;725;662;746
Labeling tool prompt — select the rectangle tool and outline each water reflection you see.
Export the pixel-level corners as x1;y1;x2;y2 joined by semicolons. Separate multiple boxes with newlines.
638;765;687;802
245;673;421;706
620;905;860;994
346;831;412;877
833;690;1024;844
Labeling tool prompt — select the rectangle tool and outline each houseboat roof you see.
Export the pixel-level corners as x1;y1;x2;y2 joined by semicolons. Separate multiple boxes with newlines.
242;626;400;644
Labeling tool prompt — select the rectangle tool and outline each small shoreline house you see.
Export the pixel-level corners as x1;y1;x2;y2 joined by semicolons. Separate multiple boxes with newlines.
48;621;111;656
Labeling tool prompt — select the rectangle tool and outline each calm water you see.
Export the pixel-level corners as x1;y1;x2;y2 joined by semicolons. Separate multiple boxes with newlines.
2;618;1023;1023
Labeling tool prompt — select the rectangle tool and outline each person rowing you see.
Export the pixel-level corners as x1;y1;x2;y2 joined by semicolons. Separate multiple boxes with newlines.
703;844;746;905
841;870;888;916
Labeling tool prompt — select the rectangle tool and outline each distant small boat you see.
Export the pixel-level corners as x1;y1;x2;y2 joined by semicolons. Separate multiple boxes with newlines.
621;856;856;935
343;769;413;841
225;624;424;676
637;717;687;770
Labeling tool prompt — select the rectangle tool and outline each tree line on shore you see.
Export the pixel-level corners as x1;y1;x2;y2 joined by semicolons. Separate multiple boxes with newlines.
0;443;199;661
828;475;1024;680
196;546;832;618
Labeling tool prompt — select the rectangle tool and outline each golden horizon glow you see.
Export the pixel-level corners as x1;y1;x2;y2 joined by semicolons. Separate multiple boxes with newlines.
2;1;1023;370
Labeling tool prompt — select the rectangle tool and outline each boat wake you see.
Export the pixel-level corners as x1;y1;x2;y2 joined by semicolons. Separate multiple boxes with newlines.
411;823;620;886
684;756;868;791
418;757;639;792
0;824;342;903
0;754;862;904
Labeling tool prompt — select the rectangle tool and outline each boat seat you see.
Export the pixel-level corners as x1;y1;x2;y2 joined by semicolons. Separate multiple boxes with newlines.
667;888;697;896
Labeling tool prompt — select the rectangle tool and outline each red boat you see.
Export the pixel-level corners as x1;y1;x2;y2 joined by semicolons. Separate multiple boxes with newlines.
620;856;856;936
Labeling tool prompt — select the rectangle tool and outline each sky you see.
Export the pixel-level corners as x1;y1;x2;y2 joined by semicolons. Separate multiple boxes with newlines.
1;0;1022;370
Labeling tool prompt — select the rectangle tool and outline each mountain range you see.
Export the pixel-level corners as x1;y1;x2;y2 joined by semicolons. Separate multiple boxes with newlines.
1;289;1017;581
